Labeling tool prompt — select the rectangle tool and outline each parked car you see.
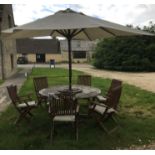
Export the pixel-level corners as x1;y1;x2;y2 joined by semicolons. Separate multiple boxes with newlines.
17;56;28;64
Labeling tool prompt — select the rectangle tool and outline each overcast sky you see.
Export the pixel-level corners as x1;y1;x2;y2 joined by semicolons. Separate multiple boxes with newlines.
12;4;155;28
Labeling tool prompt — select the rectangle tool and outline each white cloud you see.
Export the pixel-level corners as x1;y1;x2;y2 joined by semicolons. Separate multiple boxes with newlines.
13;4;54;25
13;4;155;27
132;4;155;26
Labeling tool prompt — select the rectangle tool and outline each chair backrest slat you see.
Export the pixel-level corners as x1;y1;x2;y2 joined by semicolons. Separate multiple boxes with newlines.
7;85;18;105
106;86;122;110
77;75;91;86
49;93;76;116
108;79;122;95
33;77;48;94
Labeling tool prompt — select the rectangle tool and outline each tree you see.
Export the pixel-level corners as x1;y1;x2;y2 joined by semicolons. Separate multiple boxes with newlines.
143;21;155;33
93;27;155;71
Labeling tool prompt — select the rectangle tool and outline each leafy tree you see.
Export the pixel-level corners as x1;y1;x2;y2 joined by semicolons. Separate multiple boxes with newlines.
93;34;155;71
143;21;155;33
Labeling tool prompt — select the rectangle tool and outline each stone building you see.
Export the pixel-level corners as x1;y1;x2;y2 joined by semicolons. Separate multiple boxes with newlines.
16;38;61;63
0;4;17;80
60;39;95;63
16;38;95;63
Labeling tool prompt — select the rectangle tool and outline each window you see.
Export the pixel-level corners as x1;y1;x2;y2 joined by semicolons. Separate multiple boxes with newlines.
73;51;86;59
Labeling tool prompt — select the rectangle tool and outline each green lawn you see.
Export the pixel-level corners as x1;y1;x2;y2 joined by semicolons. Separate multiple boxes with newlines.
0;80;4;85
0;68;155;149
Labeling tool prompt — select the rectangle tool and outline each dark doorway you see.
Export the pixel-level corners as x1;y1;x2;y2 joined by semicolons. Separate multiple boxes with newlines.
36;53;45;63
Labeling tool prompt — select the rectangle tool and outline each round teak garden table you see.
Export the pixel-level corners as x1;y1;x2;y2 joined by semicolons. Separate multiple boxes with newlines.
39;85;101;99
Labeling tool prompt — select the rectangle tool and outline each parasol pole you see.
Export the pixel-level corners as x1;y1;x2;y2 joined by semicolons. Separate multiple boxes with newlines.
56;29;83;91
67;31;72;90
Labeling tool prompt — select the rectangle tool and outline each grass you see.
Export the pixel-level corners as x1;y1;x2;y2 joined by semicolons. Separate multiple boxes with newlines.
1;67;155;149
0;80;4;85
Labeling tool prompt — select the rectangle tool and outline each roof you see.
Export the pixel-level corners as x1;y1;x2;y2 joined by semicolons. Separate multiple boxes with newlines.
16;39;61;54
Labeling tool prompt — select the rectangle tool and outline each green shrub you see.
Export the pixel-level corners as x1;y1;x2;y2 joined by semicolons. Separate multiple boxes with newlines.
93;36;155;71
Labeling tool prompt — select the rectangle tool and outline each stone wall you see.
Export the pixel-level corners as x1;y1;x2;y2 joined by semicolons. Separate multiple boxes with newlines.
0;4;17;79
45;53;63;62
0;41;2;79
2;38;17;78
17;53;63;63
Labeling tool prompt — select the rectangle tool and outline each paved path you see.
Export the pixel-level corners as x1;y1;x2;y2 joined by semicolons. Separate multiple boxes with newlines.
0;69;31;113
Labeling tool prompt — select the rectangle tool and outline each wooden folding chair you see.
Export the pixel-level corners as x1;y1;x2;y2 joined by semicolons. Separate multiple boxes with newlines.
33;76;48;105
48;92;79;142
96;79;122;103
89;85;122;134
7;85;37;124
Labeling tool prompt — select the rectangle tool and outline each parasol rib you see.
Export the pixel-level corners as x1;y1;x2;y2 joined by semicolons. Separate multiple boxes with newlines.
100;27;116;36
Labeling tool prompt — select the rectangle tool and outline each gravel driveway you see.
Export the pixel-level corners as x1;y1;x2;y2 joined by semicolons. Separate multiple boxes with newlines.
18;63;155;93
57;63;155;93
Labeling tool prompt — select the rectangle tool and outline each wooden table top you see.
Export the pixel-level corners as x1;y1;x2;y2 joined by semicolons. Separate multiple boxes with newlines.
39;85;101;99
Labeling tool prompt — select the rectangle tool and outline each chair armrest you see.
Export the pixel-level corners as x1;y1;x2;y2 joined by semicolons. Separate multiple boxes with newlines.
76;104;80;113
19;93;33;98
17;95;34;107
20;92;33;97
18;98;31;107
96;95;107;102
48;104;51;114
89;100;108;112
19;96;31;101
19;93;33;100
89;101;98;110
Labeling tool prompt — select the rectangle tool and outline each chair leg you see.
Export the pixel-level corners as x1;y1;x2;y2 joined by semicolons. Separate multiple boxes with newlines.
15;112;30;124
98;121;109;134
98;115;120;134
28;111;33;117
38;97;47;107
111;115;119;125
15;116;22;125
75;120;78;141
37;99;42;107
50;121;54;143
